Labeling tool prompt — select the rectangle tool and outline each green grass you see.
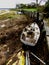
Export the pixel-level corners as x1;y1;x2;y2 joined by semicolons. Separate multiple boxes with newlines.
0;12;23;20
0;8;36;20
0;13;15;20
22;8;37;12
17;8;37;12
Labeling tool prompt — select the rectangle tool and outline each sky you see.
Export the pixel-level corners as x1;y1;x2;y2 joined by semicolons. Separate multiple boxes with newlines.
0;0;47;8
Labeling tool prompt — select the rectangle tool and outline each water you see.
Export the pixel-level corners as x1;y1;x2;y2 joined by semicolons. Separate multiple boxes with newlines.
0;8;15;10
0;8;10;10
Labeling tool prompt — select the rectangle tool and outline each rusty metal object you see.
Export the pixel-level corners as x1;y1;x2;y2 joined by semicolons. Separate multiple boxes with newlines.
20;22;40;46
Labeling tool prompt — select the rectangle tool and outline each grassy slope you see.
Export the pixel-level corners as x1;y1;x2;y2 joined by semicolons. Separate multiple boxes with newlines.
17;8;37;12
0;8;37;20
22;8;37;12
0;11;24;20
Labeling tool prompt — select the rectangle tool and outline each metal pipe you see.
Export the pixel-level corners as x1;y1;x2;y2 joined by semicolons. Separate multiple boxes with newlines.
26;51;30;65
31;52;46;65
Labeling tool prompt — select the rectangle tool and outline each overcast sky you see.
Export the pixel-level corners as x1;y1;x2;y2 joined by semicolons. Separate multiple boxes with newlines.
0;0;47;8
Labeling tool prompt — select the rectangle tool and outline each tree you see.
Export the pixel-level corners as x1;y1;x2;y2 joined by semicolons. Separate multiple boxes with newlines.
43;0;49;17
44;0;49;12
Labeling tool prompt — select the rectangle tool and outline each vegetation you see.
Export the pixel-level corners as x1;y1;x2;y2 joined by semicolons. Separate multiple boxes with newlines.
22;8;37;12
43;0;49;18
16;3;36;12
45;18;49;26
0;11;22;20
44;0;49;12
0;10;6;14
16;3;36;9
0;13;15;20
37;6;44;12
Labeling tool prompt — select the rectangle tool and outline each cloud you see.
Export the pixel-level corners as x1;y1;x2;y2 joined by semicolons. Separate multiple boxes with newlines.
0;0;16;8
0;0;47;8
